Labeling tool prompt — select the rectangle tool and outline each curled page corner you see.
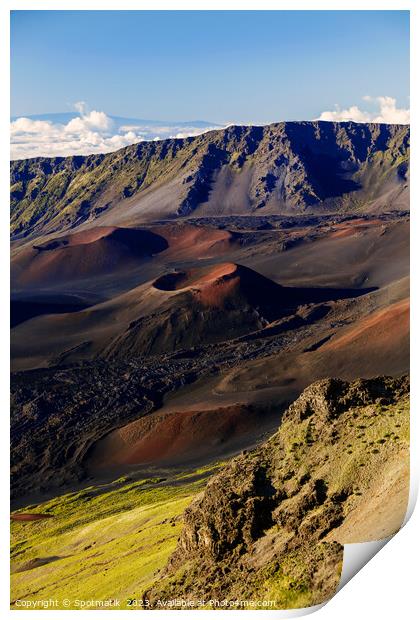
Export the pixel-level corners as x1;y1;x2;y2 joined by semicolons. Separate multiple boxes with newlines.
225;602;327;618
339;536;392;591
403;462;418;527
337;458;417;593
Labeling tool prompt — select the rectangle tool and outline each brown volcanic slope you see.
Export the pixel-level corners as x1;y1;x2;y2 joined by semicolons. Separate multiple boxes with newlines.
139;279;407;472
11;121;409;239
217;280;409;399
152;222;241;260
11;226;168;288
86;293;409;476
314;297;409;379
10;261;374;371
11;222;241;296
10;213;408;488
9;210;408;496
87;402;277;474
245;217;409;290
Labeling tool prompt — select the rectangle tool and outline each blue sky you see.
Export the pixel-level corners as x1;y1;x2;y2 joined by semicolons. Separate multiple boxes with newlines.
11;10;409;123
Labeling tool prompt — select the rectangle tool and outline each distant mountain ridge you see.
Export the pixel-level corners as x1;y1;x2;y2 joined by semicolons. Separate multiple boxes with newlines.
10;121;409;239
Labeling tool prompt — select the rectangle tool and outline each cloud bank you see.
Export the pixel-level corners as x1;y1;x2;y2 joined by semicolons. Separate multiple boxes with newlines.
10;103;222;160
318;96;410;125
11;96;409;160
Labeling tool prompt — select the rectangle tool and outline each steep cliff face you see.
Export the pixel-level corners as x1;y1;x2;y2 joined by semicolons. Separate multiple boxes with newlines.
11;121;409;239
144;376;409;609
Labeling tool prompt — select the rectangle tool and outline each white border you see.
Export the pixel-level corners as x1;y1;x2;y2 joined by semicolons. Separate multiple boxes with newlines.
1;2;417;618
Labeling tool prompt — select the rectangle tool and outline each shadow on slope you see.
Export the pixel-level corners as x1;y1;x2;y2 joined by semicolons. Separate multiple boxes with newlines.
11;227;168;288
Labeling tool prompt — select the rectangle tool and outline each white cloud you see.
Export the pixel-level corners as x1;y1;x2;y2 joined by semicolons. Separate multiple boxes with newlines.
11;117;55;135
373;96;410;124
65;110;115;133
174;128;218;139
10;104;222;160
318;105;371;124
318;96;410;125
74;101;87;115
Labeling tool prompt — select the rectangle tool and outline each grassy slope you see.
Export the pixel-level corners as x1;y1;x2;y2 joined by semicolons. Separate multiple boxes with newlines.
10;465;220;610
10;393;409;611
260;396;409;608
275;394;410;542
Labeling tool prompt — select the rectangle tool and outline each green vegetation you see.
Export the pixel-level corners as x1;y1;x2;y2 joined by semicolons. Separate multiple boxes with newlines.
260;543;343;610
278;396;409;507
10;466;220;610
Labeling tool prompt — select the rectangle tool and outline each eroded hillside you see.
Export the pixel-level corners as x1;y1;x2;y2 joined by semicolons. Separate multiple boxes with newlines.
145;376;409;609
11;121;409;239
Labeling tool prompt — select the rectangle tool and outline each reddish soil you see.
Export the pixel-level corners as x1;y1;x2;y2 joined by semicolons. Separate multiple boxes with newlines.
153;263;240;308
153;263;237;291
328;227;360;239
195;276;239;308
325;298;409;352
154;223;238;259
12;227;168;287
328;219;384;239
87;403;273;472
153;263;253;312
153;262;308;315
40;227;118;247
305;297;410;380
11;513;53;522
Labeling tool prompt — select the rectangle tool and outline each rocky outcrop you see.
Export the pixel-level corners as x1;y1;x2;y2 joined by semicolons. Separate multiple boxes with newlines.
144;375;409;609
